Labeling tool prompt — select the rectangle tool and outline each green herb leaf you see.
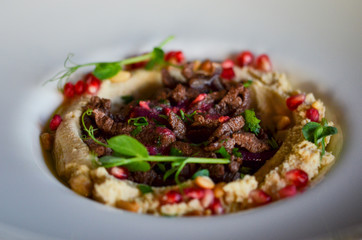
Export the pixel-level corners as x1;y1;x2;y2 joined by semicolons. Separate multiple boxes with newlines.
180;110;185;120
232;148;243;158
121;95;134;104
128;117;149;126
145;47;165;70
163;167;178;181
170;147;183;156
93;62;121;80
159;114;168;120
302;122;321;142
215;146;230;159
131;126;143;136
243;109;261;135
107;135;149;158
243;80;253;88
302;120;337;157
268;137;279;149
191;169;210;179
157;163;166;172
138;184;153;194
99;156;151;171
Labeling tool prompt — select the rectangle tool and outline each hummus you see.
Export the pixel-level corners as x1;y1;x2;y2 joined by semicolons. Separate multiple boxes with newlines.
45;59;338;216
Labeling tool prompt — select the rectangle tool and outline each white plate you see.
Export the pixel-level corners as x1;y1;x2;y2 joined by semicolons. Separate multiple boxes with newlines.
0;0;361;239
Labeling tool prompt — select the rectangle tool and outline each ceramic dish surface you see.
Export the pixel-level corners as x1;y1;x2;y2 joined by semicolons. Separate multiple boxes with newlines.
0;0;361;239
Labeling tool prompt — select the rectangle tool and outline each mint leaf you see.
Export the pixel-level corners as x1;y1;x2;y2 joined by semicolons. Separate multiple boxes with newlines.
215;146;230;159
138;184;153;194
243;109;261;135
107;135;149;158
93;63;121;80
302;122;321;142
191;169;210;179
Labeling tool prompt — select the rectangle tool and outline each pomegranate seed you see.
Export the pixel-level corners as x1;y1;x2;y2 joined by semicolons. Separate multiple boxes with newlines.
201;189;215;208
285;169;309;188
221;59;234;69
278;185;297;199
191;93;207;105
108;166;129;180
139;101;151;110
255;54;272;72
85;74;101;95
286;94;305;111
306;108;319;122
165;51;185;64
74;80;86;95
236;51;254;67
49;114;62;131
209;198;224;215
63;82;75;98
249;189;272;206
220;68;235;80
218;116;230;123
184;187;205;199
161;190;182;205
163;107;172;116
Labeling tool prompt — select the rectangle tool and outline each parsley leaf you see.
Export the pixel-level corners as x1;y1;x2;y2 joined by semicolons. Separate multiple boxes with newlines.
232;148;243;158
215;146;231;159
107;135;149;158
243;109;261;135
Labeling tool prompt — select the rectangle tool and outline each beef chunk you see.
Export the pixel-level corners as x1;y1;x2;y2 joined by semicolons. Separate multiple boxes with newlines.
233;132;270;153
168;111;186;139
210;115;245;140
84;137;112;157
171;84;187;103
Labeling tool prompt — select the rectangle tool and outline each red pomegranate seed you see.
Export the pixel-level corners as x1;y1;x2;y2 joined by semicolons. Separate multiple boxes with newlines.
139;101;151;110
63;82;75;98
201;189;214;208
249;189;272;206
165;51;185;64
74;80;86;95
255;54;272;72
108;166;129;180
306;108;320;122
278;185;297;199
209;198;224;215
285;169;309;188
286;94;305;111
220;68;235;80
49;114;62;131
221;59;234;69
191;93;207;105
184;187;205;199
218;116;230;123
236;51;254;67
161;190;182;205
85;74;101;95
163;107;172;116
